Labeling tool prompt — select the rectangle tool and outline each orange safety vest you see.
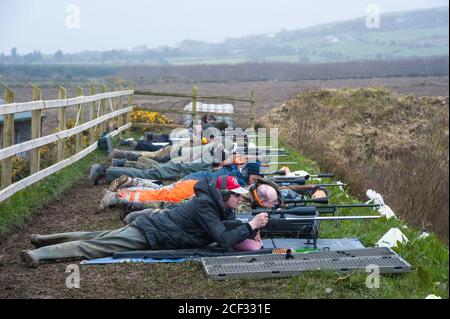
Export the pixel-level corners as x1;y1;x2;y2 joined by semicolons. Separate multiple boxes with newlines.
117;179;198;204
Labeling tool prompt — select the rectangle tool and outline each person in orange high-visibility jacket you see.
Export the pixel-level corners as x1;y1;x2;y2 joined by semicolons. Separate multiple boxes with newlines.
117;179;198;206
97;162;264;213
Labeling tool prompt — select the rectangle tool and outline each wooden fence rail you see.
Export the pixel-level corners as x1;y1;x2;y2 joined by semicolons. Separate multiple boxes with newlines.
0;106;133;161
0;85;134;202
0;90;134;116
133;87;256;128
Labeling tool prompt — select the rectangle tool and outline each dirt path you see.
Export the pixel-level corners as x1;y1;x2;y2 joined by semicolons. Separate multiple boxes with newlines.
0;178;188;298
0;178;256;299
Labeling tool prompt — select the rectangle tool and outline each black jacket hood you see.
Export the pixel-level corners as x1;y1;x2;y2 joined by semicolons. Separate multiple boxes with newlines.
194;177;227;217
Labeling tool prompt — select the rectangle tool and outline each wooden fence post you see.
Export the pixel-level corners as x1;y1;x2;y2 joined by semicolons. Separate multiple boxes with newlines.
117;86;123;133
250;91;256;128
30;85;42;174
1;87;15;190
75;85;84;153
99;84;107;134
56;85;67;162
192;86;199;125
89;85;96;145
109;85;116;131
127;83;133;126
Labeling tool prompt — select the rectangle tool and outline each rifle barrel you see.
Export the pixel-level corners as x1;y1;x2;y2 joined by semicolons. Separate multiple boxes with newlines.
279;184;346;189
284;202;380;208
236;148;286;151
235;154;288;157
317;204;381;209
281;216;381;221
272;174;334;179
283;198;329;204
262;162;298;167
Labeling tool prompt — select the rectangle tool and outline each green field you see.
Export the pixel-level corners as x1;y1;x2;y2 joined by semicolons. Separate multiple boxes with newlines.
362;27;449;44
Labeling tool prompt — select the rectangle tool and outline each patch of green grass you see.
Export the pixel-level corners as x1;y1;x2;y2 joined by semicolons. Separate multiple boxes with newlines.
0;150;107;237
362;27;449;44
261;55;301;63
272;140;449;298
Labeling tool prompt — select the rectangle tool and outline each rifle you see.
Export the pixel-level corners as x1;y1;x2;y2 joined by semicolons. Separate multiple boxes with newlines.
269;175;342;185
239;206;381;248
285;202;381;210
282;197;330;205
279;184;346;191
269;173;335;179
234;152;288;158
280;201;381;227
261;162;298;166
251;206;380;219
235;147;287;152
236;150;289;156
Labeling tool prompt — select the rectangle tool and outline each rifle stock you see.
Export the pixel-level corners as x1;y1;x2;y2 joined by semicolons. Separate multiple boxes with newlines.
315;173;334;178
283;197;329;204
286;202;381;209
267;173;335;179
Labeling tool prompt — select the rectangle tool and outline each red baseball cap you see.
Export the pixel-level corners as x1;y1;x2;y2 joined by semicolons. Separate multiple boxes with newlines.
217;176;249;195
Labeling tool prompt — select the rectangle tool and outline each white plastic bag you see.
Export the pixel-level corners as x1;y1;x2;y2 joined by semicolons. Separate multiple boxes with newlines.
376;228;409;248
366;189;397;219
366;189;385;206
419;232;430;240
336;181;345;192
378;205;397;219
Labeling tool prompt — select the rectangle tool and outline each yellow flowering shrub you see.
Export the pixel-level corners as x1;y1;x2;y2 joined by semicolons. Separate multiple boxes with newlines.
131;110;170;125
12;156;29;181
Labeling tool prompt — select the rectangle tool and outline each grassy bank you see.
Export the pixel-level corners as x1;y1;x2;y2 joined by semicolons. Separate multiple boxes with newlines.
260;141;449;298
263;88;449;242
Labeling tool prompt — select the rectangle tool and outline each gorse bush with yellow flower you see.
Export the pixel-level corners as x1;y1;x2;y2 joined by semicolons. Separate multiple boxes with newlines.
11;145;55;181
131;110;170;125
12;156;30;182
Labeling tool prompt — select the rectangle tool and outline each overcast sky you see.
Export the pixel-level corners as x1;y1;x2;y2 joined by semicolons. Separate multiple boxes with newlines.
0;0;448;54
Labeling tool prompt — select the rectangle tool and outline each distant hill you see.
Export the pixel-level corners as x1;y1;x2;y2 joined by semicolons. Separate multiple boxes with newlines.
1;6;448;66
170;6;448;64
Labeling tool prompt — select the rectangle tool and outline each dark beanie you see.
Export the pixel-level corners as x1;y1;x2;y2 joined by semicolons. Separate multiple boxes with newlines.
245;162;263;177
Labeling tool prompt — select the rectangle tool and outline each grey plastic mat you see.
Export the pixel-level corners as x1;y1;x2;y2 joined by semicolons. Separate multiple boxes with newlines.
202;247;412;280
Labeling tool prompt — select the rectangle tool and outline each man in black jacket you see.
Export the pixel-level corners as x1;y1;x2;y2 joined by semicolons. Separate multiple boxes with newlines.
20;176;269;268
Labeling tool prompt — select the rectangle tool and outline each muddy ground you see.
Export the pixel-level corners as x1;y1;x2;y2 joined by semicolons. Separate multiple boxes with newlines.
0;177;291;299
0;178;209;299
